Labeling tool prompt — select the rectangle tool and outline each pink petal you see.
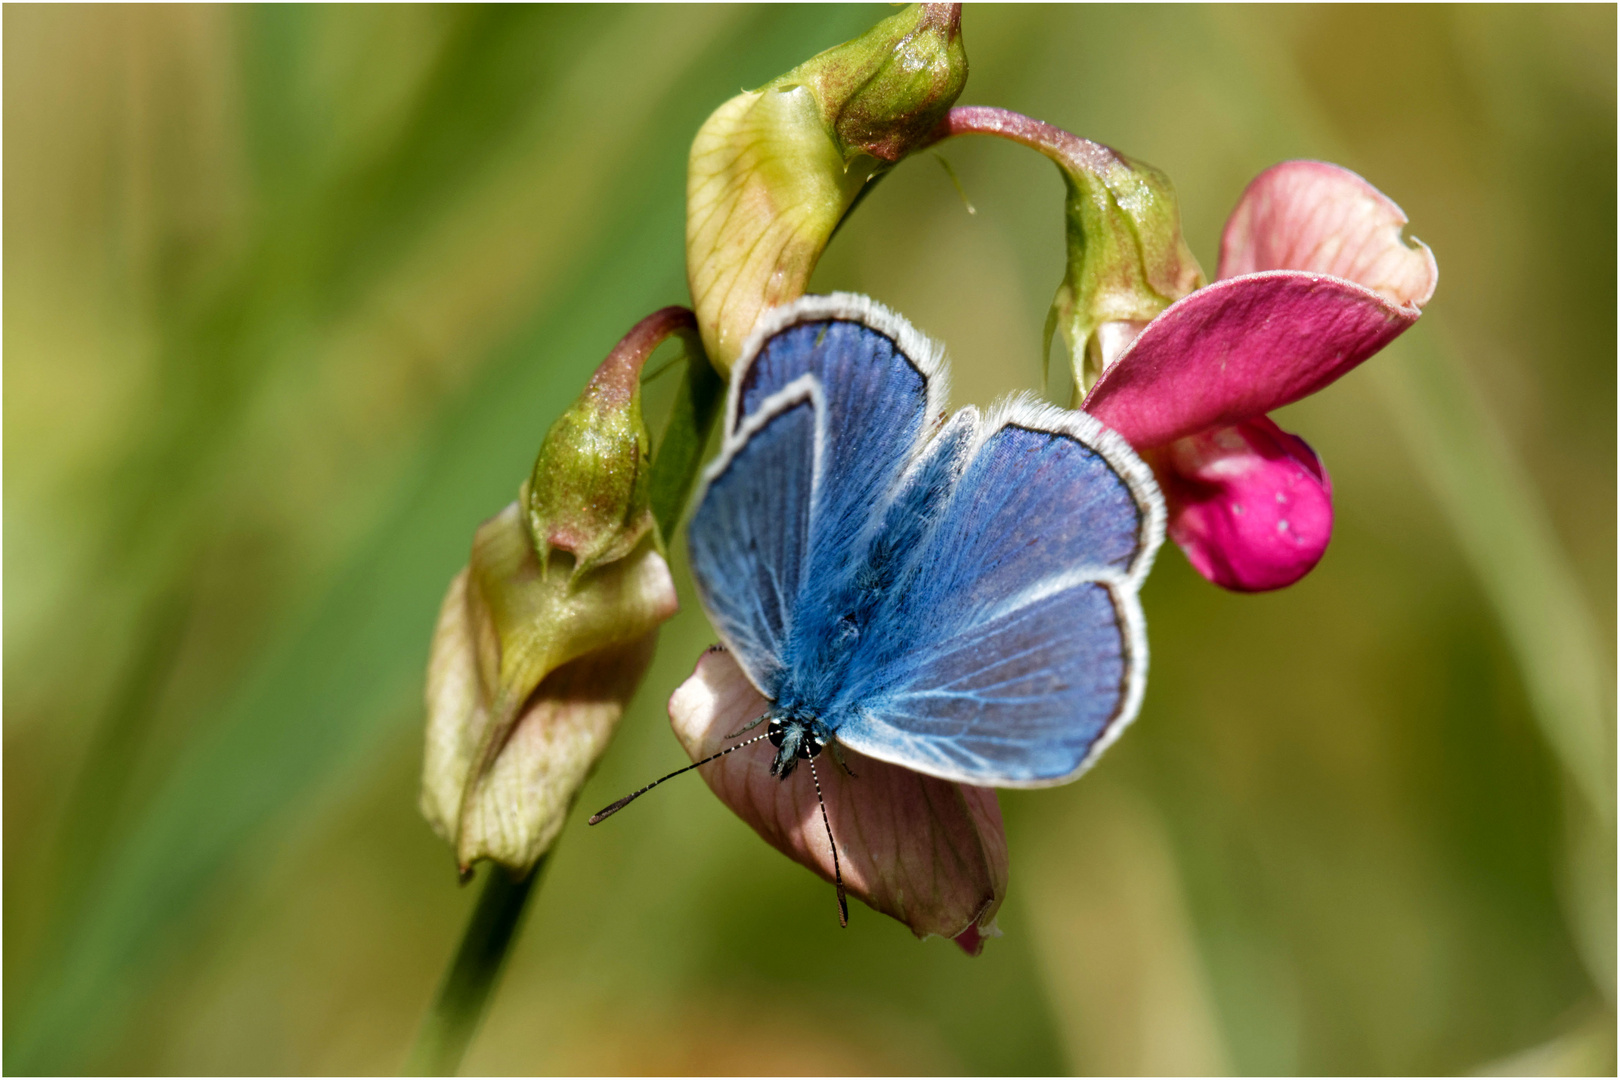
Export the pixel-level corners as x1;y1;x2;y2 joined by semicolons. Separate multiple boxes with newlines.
1082;272;1419;449
1218;160;1437;309
668;647;1007;952
1153;416;1334;593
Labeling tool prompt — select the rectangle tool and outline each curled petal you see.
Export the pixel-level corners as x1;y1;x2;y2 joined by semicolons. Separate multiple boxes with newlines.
1153;416;1334;593
423;568;659;872
1219;160;1437;308
668;647;1006;953
1083;272;1419;448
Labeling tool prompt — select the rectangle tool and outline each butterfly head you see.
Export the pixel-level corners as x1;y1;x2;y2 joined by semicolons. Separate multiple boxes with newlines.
766;713;832;779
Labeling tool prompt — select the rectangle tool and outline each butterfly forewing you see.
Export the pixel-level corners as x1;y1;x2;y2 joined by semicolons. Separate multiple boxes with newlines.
733;311;941;613
687;387;818;693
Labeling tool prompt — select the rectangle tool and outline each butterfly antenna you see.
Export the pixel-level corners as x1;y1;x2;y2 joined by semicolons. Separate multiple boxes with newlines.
587;731;770;825
807;757;849;928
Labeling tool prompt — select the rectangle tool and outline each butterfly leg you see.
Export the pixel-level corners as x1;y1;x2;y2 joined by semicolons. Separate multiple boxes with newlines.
829;738;858;780
724;711;771;740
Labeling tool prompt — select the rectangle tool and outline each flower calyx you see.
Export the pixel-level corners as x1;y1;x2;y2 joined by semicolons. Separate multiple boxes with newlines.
937;107;1205;399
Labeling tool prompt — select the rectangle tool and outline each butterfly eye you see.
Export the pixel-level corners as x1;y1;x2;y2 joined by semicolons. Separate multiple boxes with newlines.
767;719;787;748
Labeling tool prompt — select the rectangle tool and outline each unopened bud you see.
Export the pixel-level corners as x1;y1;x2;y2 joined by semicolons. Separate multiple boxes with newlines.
524;307;696;578
793;2;966;164
687;4;967;372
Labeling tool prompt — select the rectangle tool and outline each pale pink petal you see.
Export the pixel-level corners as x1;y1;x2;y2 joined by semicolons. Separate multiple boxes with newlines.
1153;416;1334;593
1082;272;1417;449
1219;160;1437;309
668;647;1007;952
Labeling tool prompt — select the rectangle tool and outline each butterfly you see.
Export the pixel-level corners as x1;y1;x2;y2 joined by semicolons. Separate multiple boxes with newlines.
591;293;1164;923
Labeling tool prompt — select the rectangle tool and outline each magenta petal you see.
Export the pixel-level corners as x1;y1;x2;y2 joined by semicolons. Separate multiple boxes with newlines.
1218;160;1437;308
1082;272;1418;448
1155;416;1334;592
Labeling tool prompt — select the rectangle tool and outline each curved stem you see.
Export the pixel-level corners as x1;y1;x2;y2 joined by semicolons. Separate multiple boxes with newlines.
929;105;1127;174
404;860;543;1076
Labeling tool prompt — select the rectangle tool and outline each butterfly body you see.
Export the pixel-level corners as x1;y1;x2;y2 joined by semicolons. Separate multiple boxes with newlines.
688;294;1165;790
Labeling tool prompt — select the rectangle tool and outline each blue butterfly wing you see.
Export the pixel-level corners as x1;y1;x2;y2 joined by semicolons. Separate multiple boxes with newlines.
690;294;1164;786
686;389;818;693
835;405;1164;786
693;295;945;696
730;296;942;581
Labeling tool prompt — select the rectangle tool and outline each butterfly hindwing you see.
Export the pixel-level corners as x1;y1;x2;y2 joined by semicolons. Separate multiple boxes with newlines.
841;577;1137;783
834;402;1162;785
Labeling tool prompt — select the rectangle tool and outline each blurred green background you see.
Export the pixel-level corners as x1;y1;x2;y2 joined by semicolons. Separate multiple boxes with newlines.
5;4;1615;1074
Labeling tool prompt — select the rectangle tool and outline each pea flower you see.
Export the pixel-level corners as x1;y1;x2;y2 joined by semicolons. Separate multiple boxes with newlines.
669;647;1007;954
1080;160;1438;591
935;109;1436;592
420;309;695;876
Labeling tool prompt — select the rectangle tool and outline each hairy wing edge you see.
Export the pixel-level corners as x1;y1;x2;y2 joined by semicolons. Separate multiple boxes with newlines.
688;374;826;699
724;291;951;438
835;573;1148;787
972;393;1166;588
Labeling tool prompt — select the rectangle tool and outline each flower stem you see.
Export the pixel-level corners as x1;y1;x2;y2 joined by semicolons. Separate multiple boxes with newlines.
930;105;1125;175
404;859;544;1076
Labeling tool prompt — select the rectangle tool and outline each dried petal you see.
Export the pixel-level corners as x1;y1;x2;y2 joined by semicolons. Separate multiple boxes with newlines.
668;647;1006;952
1152;416;1334;592
461;633;659;872
421;502;678;874
687;86;864;373
1219;160;1437;308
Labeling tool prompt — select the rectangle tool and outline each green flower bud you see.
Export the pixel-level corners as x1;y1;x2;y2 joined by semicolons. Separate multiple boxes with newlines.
940;108;1206;400
421;310;698;875
785;1;966;165
687;3;967;372
525;306;698;578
